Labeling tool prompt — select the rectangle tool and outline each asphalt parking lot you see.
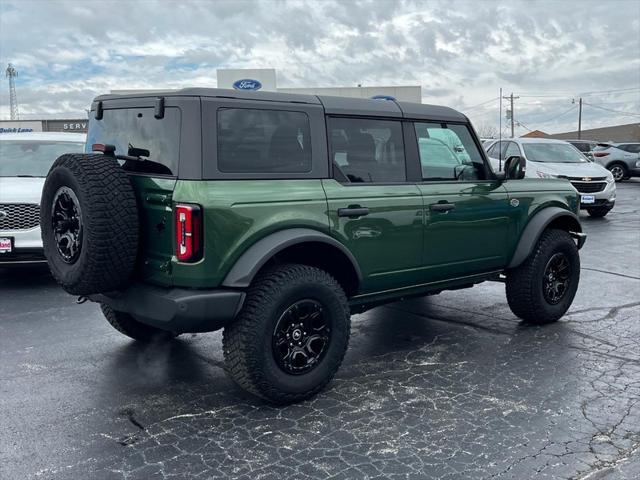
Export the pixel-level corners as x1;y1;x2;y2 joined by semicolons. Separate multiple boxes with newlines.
1;181;639;480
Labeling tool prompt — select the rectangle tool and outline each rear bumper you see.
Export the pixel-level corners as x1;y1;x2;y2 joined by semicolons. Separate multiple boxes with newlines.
88;283;245;333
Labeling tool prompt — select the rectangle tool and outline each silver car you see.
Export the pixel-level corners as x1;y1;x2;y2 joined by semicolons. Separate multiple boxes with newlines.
485;138;616;217
0;132;86;264
592;142;640;182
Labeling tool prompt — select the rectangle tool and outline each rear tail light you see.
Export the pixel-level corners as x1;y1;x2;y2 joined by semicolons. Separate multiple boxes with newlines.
593;152;609;157
175;204;202;262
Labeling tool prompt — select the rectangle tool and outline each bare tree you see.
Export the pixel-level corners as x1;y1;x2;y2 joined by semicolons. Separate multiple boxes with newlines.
475;123;498;139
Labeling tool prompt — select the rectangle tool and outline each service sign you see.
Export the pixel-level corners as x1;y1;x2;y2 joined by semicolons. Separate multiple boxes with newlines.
232;79;263;91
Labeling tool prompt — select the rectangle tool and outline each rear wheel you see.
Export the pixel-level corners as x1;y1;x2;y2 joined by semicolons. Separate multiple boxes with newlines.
506;229;580;324
587;206;611;218
100;304;177;342
223;263;350;404
607;163;627;182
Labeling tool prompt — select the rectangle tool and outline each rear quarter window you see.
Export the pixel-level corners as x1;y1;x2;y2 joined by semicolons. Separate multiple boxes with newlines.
217;108;312;173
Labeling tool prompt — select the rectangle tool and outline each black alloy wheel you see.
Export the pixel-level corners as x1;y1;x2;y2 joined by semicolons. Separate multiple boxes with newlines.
272;299;331;375
542;252;571;305
52;186;83;264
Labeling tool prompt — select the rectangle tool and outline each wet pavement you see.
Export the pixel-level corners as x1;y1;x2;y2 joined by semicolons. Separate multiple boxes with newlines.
1;181;639;480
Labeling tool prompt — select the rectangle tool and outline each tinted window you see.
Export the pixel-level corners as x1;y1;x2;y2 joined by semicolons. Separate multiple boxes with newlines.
504;141;521;158
486;141;501;158
627;144;640;153
0;141;85;177
87;107;180;175
618;144;640;153
328;117;405;183
487;140;508;160
217;108;311;173
415;123;487;181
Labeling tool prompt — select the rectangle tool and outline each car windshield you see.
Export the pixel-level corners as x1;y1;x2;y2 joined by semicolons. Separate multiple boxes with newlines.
0;140;85;177
523;143;588;163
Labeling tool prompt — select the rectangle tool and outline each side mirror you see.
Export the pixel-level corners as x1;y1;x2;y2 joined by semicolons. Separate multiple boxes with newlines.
504;155;526;180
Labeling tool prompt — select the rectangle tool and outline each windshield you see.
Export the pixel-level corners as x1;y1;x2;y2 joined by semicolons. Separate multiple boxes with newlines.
523;143;588;163
0;140;85;177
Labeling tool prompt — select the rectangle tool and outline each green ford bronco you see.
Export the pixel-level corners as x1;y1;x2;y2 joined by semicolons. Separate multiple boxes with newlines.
40;89;586;404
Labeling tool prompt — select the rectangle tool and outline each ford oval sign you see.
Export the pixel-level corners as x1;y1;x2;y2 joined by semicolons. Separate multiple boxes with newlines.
371;95;396;101
233;79;262;91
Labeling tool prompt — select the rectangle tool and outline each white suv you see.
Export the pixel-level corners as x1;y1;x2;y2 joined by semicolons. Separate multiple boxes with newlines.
0;132;86;264
485;138;616;217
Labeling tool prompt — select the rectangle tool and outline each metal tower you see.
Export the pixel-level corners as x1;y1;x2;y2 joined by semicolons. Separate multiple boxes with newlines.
6;63;19;120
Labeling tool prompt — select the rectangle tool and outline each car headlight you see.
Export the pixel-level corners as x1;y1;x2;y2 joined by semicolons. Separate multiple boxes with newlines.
636;160;640;168
536;171;557;178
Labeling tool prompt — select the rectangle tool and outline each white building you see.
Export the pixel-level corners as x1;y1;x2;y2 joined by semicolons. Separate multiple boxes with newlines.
111;68;422;103
216;68;422;103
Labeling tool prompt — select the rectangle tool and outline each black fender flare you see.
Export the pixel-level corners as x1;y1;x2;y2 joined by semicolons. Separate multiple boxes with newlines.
222;228;362;288
508;207;583;269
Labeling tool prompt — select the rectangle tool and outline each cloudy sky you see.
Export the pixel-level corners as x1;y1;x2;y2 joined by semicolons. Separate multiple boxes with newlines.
0;0;639;135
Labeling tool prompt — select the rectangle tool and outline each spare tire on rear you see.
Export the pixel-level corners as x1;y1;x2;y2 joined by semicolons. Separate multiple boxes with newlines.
40;153;139;295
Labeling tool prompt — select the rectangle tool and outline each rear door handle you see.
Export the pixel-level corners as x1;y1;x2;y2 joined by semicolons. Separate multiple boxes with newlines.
429;202;456;212
338;206;370;218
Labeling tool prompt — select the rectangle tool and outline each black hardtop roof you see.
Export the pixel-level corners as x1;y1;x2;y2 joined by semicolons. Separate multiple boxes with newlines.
94;87;467;122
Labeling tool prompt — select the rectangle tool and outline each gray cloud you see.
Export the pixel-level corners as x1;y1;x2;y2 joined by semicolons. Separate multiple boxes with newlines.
0;0;638;134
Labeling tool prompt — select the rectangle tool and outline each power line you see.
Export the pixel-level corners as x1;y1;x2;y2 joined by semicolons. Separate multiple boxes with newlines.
579;87;640;96
463;97;499;111
582;102;640;117
515;119;533;132
536;105;578;124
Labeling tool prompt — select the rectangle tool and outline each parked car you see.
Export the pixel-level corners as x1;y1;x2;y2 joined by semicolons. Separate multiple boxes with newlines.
485;138;616;217
565;139;599;161
592;142;640;182
0;132;86;264
39;89;586;404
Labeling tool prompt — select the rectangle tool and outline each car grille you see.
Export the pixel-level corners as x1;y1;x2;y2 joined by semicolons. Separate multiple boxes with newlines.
0;203;40;230
569;179;607;193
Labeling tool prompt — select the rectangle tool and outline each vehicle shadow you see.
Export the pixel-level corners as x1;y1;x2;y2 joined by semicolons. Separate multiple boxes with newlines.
0;264;56;289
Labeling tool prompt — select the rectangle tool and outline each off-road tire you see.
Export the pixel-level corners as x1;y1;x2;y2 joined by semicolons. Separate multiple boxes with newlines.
40;153;139;295
100;304;177;342
223;263;350;404
506;229;580;324
587;206;611;218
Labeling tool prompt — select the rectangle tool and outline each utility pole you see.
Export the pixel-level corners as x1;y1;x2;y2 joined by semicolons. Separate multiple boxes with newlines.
578;97;582;139
5;63;19;120
502;92;519;138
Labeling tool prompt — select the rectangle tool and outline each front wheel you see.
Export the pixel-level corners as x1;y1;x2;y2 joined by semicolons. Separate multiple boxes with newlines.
223;263;350;404
506;229;580;324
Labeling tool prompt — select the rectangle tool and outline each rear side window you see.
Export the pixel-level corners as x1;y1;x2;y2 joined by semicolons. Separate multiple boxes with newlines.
86;107;180;176
328;117;405;183
415;123;487;181
487;141;506;160
217;108;311;173
504;141;521;158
